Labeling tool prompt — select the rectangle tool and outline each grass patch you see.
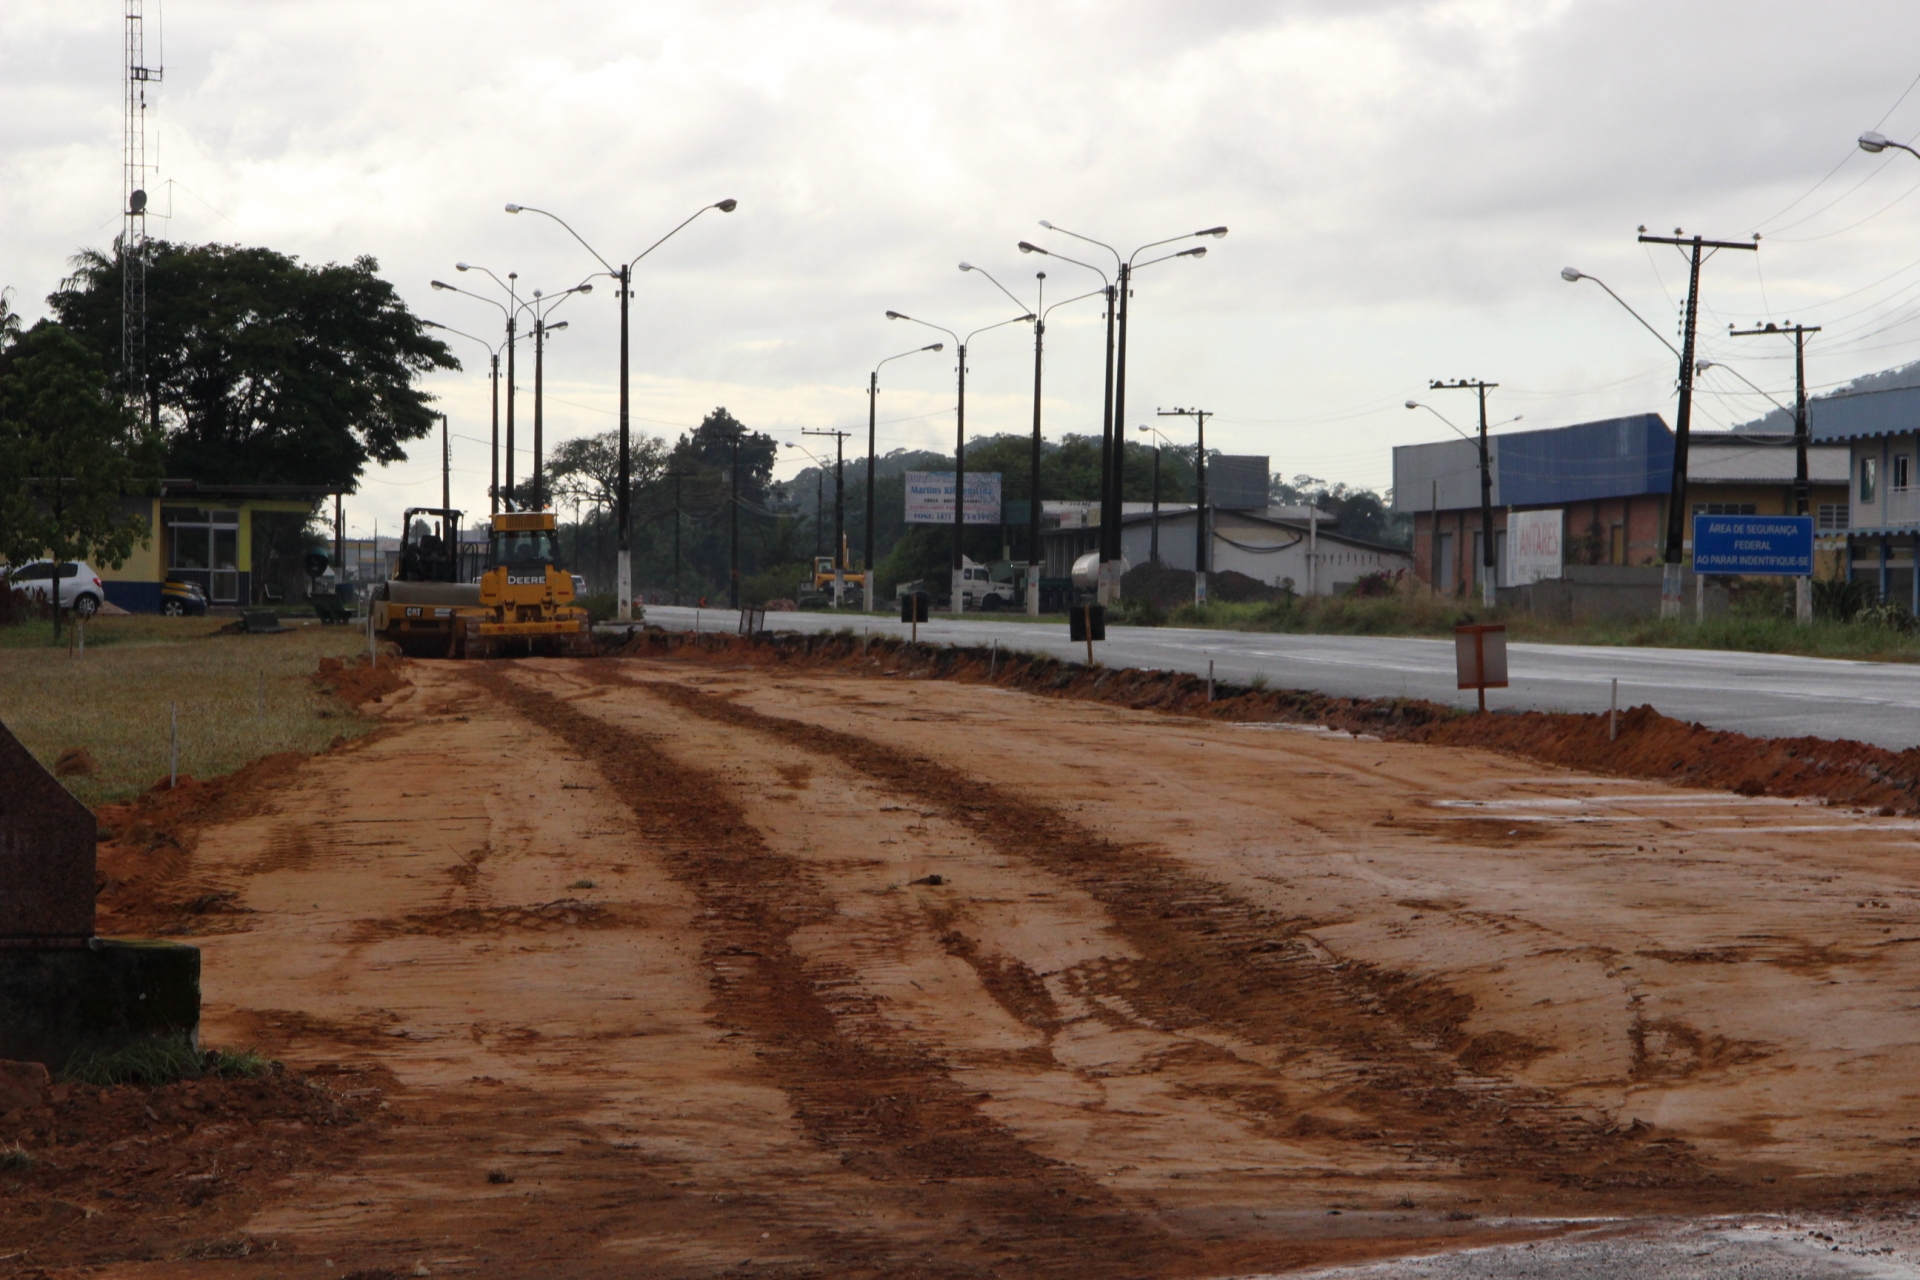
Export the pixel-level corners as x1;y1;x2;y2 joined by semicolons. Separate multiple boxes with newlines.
1155;593;1920;663
0;1142;36;1171
0;617;375;804
0;613;229;650
59;1034;279;1086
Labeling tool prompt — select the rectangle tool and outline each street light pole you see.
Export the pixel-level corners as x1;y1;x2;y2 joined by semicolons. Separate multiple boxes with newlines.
886;309;1033;616
1025;222;1224;602
1430;379;1500;608
1137;425;1168;563
507;198;738;618
420;317;504;516
803;428;852;605
1158;408;1212;604
865;343;943;612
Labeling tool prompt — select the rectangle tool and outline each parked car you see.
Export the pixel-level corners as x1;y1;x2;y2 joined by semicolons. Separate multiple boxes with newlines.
4;560;106;617
161;578;209;616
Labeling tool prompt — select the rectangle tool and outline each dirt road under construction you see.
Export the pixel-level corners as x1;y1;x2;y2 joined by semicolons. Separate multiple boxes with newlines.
37;648;1920;1276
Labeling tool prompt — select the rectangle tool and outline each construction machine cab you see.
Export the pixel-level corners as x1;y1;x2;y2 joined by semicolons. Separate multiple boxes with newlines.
398;507;463;583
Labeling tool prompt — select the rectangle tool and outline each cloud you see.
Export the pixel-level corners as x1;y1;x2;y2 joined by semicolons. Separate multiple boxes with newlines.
5;0;1920;533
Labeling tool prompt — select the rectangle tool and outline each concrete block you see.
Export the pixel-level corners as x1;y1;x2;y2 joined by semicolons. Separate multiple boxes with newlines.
0;715;95;941
0;940;200;1070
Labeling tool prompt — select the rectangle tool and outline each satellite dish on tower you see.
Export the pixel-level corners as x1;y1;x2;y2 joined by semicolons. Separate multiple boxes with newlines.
129;189;147;215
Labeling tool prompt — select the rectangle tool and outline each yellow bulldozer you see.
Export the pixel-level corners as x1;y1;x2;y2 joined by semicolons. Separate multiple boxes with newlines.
369;508;592;659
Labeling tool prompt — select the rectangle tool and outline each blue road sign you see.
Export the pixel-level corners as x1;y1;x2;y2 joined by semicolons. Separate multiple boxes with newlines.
1692;514;1814;576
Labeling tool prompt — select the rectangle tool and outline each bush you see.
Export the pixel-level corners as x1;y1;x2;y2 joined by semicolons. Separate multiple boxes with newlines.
1113;597;1166;627
577;592;619;623
1814;576;1875;622
0;1142;35;1171
1858;602;1918;634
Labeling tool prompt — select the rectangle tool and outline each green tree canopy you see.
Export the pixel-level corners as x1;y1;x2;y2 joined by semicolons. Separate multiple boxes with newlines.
47;240;456;491
0;321;160;573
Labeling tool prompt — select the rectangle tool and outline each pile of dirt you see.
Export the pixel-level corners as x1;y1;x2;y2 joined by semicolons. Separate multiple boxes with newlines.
603;628;1920;815
315;653;408;708
0;1062;388;1266
1121;561;1283;609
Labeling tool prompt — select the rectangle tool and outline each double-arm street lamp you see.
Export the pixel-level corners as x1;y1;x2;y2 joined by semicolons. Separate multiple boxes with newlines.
1020;223;1225;602
885;306;1034;616
430;271;589;510
961;262;1104;615
506;198;737;620
864;343;944;611
419;320;503;514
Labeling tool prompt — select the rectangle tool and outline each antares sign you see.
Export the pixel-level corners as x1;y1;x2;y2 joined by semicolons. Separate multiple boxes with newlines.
904;471;1002;525
1691;514;1814;576
1505;509;1563;586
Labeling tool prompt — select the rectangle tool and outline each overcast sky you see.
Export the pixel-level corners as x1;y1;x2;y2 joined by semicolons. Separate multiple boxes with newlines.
8;1;1920;537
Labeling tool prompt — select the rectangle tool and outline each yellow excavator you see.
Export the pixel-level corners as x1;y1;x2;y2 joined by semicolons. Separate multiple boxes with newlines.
369;508;592;659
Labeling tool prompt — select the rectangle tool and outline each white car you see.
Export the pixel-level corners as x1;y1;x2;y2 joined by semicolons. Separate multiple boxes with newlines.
5;561;106;617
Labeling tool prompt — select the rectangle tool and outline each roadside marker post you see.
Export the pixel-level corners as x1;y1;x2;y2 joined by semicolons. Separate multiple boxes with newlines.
1207;659;1214;703
168;702;179;789
900;590;930;644
1069;603;1106;666
1453;622;1508;714
1610;677;1619;741
989;639;998;678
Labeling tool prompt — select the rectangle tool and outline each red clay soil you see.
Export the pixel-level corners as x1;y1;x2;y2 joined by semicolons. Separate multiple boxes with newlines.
605;628;1920;815
314;653;409;708
0;1064;391;1272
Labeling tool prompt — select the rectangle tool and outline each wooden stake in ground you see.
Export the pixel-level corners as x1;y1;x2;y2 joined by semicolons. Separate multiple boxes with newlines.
169;702;178;789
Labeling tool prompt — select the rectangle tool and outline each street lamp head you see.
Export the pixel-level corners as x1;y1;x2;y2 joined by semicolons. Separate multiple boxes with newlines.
548;321;568;332
1017;241;1047;255
455;262;472;272
1038;220;1055;230
958;262;973;272
532;288;543;299
431;280;452;291
1404;401;1419;410
885;310;907;320
1560;267;1585;282
1199;226;1228;238
923;342;944;352
1021;313;1036;322
1178;246;1207;258
1861;130;1891;154
422;319;443;329
575;282;593;295
504;203;523;214
715;198;738;212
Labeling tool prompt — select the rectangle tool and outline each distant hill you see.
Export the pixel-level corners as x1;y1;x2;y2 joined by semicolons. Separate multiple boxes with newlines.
1736;359;1920;432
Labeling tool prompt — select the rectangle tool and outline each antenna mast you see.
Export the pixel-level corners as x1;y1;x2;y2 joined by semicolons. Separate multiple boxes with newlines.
123;0;162;400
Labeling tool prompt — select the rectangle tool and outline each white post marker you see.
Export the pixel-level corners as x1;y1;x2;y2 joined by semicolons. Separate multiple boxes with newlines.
1797;574;1812;625
989;638;997;677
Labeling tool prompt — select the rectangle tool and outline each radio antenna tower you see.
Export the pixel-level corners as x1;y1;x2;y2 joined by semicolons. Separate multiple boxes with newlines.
123;1;162;400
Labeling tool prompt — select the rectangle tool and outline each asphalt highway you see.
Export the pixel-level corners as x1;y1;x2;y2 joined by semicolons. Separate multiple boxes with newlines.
635;604;1920;751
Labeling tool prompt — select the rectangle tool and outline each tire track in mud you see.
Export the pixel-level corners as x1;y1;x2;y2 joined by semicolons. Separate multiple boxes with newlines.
610;668;1738;1203
470;667;1197;1280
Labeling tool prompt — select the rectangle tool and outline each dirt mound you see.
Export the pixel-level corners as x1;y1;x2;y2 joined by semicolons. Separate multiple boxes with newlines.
52;746;97;777
1122;561;1283;608
0;1062;388;1266
602;629;1920;815
315;653;408;707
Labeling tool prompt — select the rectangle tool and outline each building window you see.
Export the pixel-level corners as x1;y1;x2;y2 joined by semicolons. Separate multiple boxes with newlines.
1691;503;1757;516
164;507;241;602
1862;456;1878;504
1818;503;1849;531
1897;454;1913;490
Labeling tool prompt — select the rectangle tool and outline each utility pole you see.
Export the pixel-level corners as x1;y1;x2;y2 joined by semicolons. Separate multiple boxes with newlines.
1638;228;1759;617
1103;264;1132;602
441;412;451;519
1158;407;1212;605
334;493;344;581
1148;429;1161;564
1430;379;1500;608
487;352;501;514
804;428;852;606
504;300;518;510
728;430;742;609
1732;319;1821;624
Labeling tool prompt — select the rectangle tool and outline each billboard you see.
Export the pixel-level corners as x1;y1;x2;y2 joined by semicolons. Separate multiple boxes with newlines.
1208;456;1270;511
903;471;1003;525
1505;508;1563;586
1692;514;1813;576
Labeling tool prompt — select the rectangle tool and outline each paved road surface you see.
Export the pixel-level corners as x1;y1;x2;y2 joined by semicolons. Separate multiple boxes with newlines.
635;605;1920;750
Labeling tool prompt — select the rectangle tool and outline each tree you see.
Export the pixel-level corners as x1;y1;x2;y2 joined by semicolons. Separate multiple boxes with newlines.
547;429;670;514
670;407;778;506
1270;473;1410;549
47;240;456;491
0;323;162;624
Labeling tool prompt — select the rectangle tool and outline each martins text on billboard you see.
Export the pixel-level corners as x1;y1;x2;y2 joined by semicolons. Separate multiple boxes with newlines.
903;471;1003;525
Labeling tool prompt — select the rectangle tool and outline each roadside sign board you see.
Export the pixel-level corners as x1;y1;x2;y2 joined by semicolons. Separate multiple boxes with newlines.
904;471;1002;525
1454;622;1507;714
1691;514;1813;577
1505;509;1563;586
